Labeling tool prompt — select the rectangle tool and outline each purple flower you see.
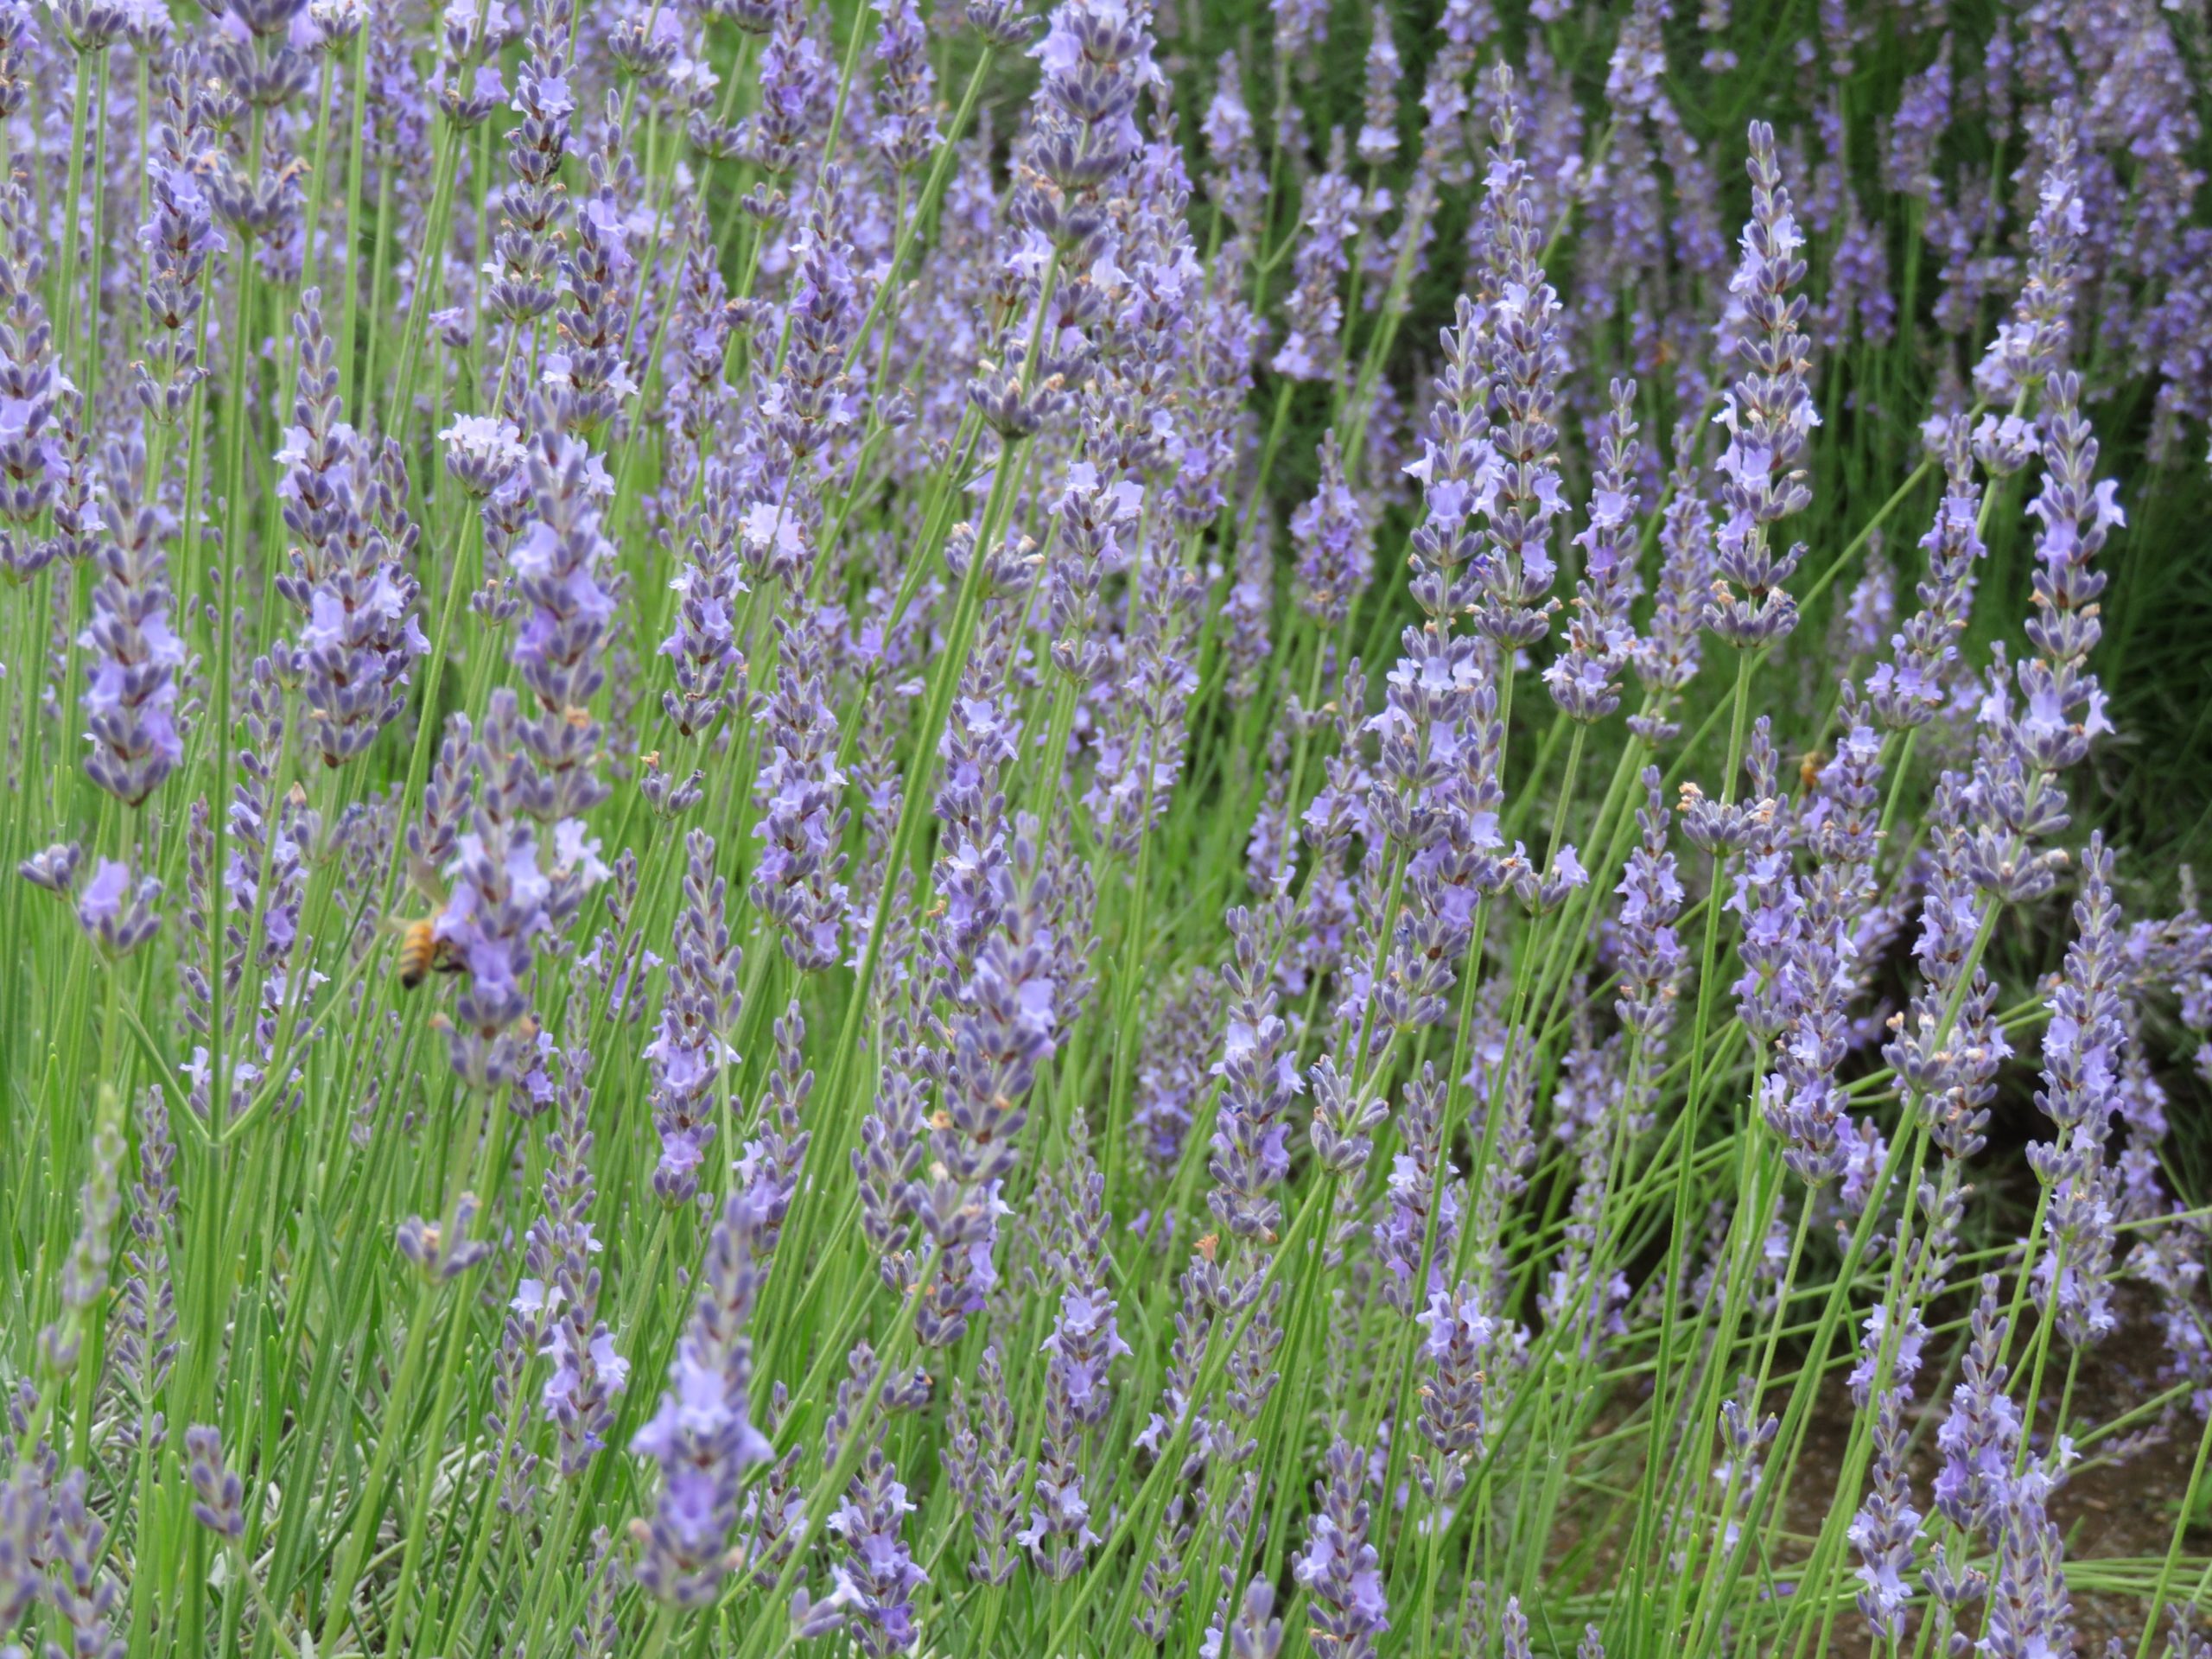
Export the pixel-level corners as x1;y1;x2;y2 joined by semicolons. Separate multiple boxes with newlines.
272;290;426;767
1546;382;1642;721
79;442;184;808
1849;1390;1923;1640
1373;1067;1462;1311
396;1193;493;1281
429;696;602;1087
748;0;835;175
2014;373;2120;774
77;859;163;957
1870;420;1986;729
1704;122;1815;650
531;1038;627;1478
1294;1440;1388;1659
1629;469;1715;741
1307;1054;1388;1177
184;1425;246;1541
486;3;574;322
869;0;937;171
1615;769;1687;1034
1882;42;1951;202
441;413;527;496
1355;7;1402;163
502;432;617;821
1976;108;2083;401
1467;80;1568;652
1414;1280;1494;1462
19;841;82;896
942;1347;1025;1587
1605;0;1668;114
1272;143;1360;383
1980;1465;2076;1659
818;1344;930;1655
1216;1579;1284;1659
659;469;752;746
1289;430;1371;632
1021;1164;1126;1579
1201;52;1266;237
0;181;73;577
1502;1598;1533;1659
632;1192;774;1608
647;830;741;1206
1932;1276;2020;1539
750;614;851;973
1208;904;1301;1239
38;1471;122;1659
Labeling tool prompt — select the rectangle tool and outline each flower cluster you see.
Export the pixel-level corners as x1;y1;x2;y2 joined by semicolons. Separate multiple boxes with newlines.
1;10;2207;1659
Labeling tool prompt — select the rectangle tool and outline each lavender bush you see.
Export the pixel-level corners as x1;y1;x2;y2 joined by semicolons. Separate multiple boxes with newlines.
1;0;2210;1655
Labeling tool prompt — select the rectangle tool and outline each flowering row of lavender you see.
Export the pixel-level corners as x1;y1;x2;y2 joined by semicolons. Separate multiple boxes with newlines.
0;0;2209;1651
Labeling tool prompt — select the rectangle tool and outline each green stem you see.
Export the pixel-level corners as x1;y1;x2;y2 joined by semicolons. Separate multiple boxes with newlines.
336;22;372;410
2134;1389;2212;1659
316;1278;444;1656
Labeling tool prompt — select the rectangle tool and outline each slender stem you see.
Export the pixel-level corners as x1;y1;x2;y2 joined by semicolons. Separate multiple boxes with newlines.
317;1278;444;1656
2135;1394;2212;1659
336;22;372;410
1624;646;1753;1596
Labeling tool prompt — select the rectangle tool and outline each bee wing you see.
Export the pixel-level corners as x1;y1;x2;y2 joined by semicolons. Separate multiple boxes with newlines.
405;854;450;909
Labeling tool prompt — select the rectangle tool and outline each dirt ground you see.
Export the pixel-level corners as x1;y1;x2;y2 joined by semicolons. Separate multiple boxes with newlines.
1770;1283;2206;1658
1548;1282;2207;1656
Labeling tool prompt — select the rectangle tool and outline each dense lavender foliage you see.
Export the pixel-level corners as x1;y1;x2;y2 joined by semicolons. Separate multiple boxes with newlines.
1;0;2210;1656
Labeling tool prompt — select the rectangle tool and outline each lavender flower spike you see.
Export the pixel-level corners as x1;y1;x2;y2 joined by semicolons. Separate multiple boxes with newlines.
631;1190;774;1608
1705;121;1815;650
1295;1439;1389;1659
80;441;184;807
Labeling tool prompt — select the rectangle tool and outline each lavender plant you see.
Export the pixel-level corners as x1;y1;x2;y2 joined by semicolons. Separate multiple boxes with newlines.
1;3;2210;1658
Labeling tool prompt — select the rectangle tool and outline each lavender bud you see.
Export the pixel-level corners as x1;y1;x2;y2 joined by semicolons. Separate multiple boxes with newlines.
18;842;82;896
184;1425;247;1540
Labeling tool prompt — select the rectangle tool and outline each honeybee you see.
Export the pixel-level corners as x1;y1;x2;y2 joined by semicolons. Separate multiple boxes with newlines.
389;855;467;990
1798;748;1827;793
